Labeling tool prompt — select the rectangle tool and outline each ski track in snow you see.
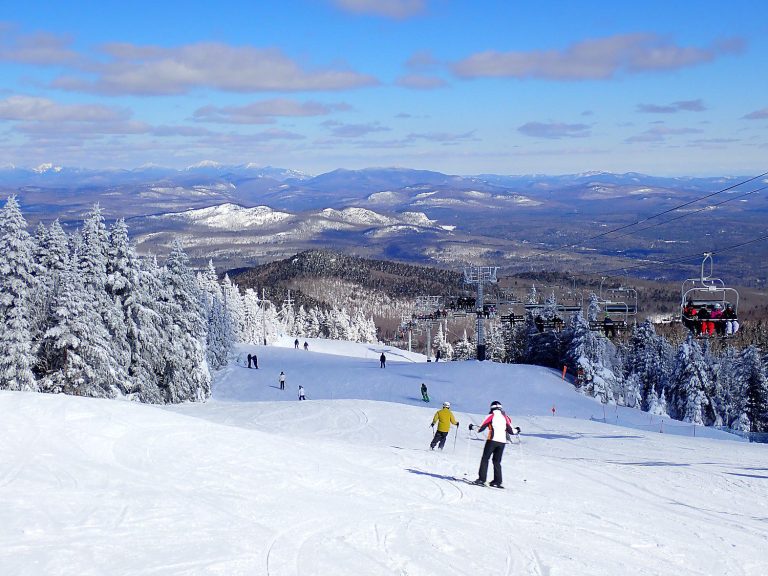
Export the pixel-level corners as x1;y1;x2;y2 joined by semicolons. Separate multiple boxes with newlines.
1;338;767;575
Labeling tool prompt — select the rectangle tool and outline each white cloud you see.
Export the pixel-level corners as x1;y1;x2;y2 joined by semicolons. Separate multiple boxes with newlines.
518;122;591;139
637;100;706;113
0;28;83;66
51;42;379;95
743;108;768;120
193;99;351;124
452;34;743;80
395;74;447;89
331;0;426;19
625;126;702;143
0;95;130;122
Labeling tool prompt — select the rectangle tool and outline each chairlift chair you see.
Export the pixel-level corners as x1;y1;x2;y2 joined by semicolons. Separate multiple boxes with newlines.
680;253;739;338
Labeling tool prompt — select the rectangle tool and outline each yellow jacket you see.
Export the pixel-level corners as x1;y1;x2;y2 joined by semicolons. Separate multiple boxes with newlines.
432;408;458;432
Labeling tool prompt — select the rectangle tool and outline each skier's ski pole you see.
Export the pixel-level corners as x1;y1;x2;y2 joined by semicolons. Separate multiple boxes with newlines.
452;424;458;453
517;429;527;483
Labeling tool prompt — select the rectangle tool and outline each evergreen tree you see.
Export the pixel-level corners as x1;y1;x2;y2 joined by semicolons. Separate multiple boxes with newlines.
159;241;211;403
453;329;474;361
624;321;674;411
563;314;619;404
434;322;454;361
736;346;768;432
0;196;38;391
39;252;117;397
77;206;130;393
587;292;601;323
221;274;245;341
668;335;714;425
485;320;505;362
198;261;234;370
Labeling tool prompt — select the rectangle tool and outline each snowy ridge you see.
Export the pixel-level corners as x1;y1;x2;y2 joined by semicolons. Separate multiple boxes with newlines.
153;203;294;229
1;337;766;575
318;207;398;226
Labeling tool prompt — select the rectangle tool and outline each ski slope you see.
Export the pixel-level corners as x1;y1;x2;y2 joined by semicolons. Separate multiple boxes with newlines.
1;337;766;575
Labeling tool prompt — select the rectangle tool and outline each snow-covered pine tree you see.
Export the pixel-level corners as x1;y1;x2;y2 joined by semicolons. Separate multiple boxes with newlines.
158;241;211;403
624;320;674;411
527;284;539;305
198;261;233;370
221;274;245;342
0;196;38;391
587;292;601;323
485;320;505;363
39;249;117;397
78;206;130;393
433;322;454;361
104;218;139;393
736;345;768;433
452;329;474;361
294;305;308;338
29;219;69;342
563;314;618;404
306;307;322;338
710;345;738;428
353;309;378;343
646;386;670;417
130;255;169;403
668;334;715;425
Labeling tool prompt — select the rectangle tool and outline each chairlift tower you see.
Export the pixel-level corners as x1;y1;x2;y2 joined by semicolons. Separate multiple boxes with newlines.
463;266;498;361
413;295;442;361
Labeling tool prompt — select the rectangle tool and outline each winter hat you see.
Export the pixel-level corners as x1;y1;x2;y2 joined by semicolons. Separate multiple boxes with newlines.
443;401;451;408
714;303;721;309
490;401;503;411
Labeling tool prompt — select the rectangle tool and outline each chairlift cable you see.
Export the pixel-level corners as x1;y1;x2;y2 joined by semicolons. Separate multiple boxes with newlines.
591;231;768;276
529;171;768;257
604;184;768;240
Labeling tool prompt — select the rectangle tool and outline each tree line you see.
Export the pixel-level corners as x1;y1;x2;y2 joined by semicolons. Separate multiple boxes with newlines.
0;197;377;403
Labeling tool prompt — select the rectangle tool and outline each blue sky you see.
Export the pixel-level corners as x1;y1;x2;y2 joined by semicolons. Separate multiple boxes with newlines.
1;0;766;175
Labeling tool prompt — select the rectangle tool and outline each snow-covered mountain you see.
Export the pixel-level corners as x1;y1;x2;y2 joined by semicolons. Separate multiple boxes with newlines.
1;337;765;575
151;203;294;230
3;164;766;282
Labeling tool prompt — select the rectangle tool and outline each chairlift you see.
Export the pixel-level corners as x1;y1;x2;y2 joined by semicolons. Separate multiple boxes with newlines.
680;253;740;338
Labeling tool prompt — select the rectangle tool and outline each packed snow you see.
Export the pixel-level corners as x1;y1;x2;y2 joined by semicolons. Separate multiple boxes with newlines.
1;337;766;576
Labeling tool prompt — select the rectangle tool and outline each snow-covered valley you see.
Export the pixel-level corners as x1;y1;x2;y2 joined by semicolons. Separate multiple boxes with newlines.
1;338;766;575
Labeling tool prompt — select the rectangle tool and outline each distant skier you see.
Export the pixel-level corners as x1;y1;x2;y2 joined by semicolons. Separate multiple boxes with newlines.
252;353;258;369
380;353;386;368
298;385;306;400
430;402;458;450
279;371;286;390
294;338;299;349
247;353;252;368
435;349;441;362
304;341;309;351
469;401;519;488
420;383;430;402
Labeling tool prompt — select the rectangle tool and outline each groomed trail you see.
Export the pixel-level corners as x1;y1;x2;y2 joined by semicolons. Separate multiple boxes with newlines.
1;337;766;575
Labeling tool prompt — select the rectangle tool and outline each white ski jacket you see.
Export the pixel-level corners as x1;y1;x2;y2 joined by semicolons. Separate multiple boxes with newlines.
477;409;513;443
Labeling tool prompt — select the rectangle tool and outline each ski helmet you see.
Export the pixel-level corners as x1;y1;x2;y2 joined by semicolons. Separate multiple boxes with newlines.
443;401;451;408
490;401;503;411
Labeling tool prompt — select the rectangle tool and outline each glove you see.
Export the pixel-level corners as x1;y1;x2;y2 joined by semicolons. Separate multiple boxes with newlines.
514;426;521;435
430;423;435;428
456;422;460;427
468;423;474;431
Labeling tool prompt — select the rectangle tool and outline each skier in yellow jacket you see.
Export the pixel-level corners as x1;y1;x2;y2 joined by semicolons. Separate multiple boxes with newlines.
430;402;459;450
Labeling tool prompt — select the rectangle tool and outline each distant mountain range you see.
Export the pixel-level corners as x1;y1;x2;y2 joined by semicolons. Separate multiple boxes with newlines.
2;164;766;284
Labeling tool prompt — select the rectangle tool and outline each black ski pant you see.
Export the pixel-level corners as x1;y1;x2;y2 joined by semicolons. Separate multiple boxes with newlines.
431;430;449;450
478;440;506;484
